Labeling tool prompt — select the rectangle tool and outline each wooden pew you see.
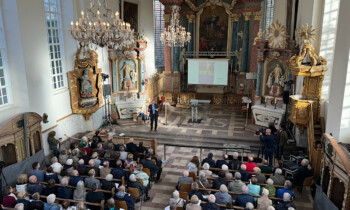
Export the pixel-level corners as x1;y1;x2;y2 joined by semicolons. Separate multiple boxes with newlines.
198;188;283;201
38;182;115;195
205;176;285;189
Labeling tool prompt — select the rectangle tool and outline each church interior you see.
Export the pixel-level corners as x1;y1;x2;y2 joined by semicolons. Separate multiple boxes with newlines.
0;0;349;209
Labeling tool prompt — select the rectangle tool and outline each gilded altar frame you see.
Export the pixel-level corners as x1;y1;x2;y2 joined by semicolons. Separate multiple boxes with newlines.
68;49;103;120
261;58;288;97
116;55;139;92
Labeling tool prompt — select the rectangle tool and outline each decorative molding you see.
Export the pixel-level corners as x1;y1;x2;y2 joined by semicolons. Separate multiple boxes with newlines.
42;125;58;134
231;14;241;22
163;14;171;23
254;11;262;20
186;14;196;23
243;12;252;21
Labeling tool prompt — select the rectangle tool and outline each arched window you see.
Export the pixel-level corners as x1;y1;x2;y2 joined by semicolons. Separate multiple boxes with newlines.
330;177;345;209
1;144;16;166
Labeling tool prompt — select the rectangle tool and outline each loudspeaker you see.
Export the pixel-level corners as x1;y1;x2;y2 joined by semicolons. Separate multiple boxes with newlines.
283;91;290;104
103;84;111;96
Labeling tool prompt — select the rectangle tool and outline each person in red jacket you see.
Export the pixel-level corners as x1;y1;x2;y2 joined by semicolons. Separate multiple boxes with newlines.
2;186;16;208
244;156;258;173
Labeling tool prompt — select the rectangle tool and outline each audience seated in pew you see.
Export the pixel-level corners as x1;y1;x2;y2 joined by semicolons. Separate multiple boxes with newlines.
216;154;229;169
245;202;254;210
270;169;285;186
79;136;90;149
272;160;285;176
104;198;115;210
200;163;213;177
202;153;215;168
16;190;29;210
214;185;232;206
84;169;101;189
293;158;313;191
257;188;272;210
133;164;150;187
169;190;185;209
177;170;194;191
69;170;84;187
29;162;44;182
276;180;295;200
103;135;114;150
213;171;227;190
51;157;63;174
234;185;254;208
63;159;74;175
28;175;44;195
128;174;150;201
141;153;162;180
80;150;90;166
77;159;88;176
100;161;111;178
59;149;69;165
186;195;201;210
93;143;106;158
73;180;87;202
119;146;128;160
88;159;100;177
71;148;80;165
197;171;211;191
254;167;266;184
2;186;17;208
221;165;229;175
126;138;138;155
57;178;73;199
16;174;28;194
238;165;250;182
58;169;70;184
228;172;244;200
86;183;105;210
114;185;135;210
44;194;60;210
244;156;258;173
228;152;241;170
202;194;219;210
225;172;233;182
248;177;260;201
29;193;44;210
42;179;58;196
111;160;127;182
188;156;200;173
101;174;115;193
188;182;204;201
91;152;101;167
263;178;276;198
274;193;296;210
125;153;137;169
137;142;148;156
259;159;273;174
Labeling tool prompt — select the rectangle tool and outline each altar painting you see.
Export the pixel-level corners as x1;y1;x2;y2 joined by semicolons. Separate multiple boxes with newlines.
263;59;287;97
198;6;228;52
117;57;138;91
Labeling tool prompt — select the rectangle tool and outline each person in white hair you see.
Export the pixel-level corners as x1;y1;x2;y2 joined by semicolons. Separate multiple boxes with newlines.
274;192;296;210
228;171;244;200
196;171;211;191
44;194;60;210
238;164;250;182
177;170;194;190
133;164;150;187
202;194;220;210
234;185;254;207
245;202;254;210
84;169;101;189
294;158;313;190
50;156;63;173
185;195;201;210
222;164;229;173
169;190;185;208
64;159;74;175
254;167;266;184
264;178;276;197
79;136;89;148
257;188;272;210
101;174;114;191
287;208;295;210
73;181;87;201
214;184;232;205
200;162;213;177
128;174;150;201
270;168;285;186
225;172;233;181
229;151;241;170
57;178;73;199
267;206;275;210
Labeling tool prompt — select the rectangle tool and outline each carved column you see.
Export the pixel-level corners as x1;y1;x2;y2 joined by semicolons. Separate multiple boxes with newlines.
250;11;261;73
187;15;195;55
164;14;171;72
256;58;264;96
241;12;251;72
139;56;145;92
231;14;241;70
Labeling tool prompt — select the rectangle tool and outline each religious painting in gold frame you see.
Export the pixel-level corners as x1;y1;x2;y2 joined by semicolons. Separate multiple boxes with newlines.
117;56;139;92
197;5;229;53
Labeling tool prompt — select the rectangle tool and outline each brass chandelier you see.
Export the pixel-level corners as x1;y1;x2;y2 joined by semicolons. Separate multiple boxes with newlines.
69;0;135;51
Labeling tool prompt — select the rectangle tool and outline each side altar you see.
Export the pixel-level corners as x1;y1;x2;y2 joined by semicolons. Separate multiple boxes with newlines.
109;40;148;119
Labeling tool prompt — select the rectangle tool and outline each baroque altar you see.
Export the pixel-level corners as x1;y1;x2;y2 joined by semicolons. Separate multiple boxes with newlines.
109;40;148;119
252;21;299;127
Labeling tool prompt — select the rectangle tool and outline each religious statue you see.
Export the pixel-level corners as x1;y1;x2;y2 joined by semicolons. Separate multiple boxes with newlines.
180;48;186;73
266;63;285;96
121;63;131;80
253;28;265;45
119;60;137;90
130;69;137;84
80;69;94;98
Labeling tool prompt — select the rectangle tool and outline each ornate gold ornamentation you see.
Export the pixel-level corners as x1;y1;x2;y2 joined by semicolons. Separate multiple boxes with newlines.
289;43;327;67
213;95;223;104
295;23;316;46
254;11;262;21
68;49;103;120
186;15;196;23
243;12;252;21
268;20;288;49
185;0;198;11
231;14;241;22
163;14;171;23
185;0;236;12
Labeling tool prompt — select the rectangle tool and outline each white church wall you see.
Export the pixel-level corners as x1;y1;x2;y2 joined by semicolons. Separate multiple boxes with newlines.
273;0;287;25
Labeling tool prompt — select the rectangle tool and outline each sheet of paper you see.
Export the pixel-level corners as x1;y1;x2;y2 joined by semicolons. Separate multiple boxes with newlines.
203;195;209;199
198;200;201;205
164;206;170;210
115;183;119;188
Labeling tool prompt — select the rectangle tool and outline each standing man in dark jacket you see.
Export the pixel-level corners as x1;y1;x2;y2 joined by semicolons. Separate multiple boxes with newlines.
148;99;159;132
260;129;275;166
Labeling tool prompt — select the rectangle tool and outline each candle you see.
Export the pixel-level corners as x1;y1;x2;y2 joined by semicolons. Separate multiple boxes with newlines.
70;21;74;30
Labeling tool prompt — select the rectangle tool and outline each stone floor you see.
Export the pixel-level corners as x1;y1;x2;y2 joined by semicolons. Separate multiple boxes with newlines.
135;145;314;210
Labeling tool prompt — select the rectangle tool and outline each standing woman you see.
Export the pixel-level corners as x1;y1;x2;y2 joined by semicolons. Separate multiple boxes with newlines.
188;156;200;173
48;131;61;158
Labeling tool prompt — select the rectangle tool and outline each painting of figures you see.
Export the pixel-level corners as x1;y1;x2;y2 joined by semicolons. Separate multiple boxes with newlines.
199;6;228;52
